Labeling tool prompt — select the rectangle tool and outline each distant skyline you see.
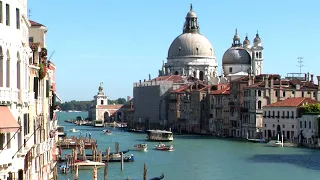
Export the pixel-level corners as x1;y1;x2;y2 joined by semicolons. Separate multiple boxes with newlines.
28;1;320;101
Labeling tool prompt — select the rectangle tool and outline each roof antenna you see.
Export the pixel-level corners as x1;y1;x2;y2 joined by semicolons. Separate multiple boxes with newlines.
28;9;32;19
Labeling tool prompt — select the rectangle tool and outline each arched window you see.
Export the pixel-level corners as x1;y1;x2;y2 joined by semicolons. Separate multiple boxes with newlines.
259;52;262;58
256;52;258;58
174;71;179;75
258;90;261;96
258;101;262;109
6;50;10;87
199;71;204;80
229;67;232;73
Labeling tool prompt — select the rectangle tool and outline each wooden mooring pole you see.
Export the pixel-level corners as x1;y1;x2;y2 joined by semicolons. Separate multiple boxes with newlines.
104;148;110;180
120;152;124;171
143;163;147;180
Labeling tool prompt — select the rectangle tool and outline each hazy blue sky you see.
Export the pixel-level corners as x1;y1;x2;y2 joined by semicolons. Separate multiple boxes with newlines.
28;0;319;101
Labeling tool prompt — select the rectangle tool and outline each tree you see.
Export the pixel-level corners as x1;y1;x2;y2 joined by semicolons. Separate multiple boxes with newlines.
301;103;320;114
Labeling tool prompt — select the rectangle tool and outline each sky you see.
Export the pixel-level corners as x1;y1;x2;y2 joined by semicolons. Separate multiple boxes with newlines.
28;0;320;102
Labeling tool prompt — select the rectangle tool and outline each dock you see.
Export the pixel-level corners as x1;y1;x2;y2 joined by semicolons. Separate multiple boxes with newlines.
57;136;97;149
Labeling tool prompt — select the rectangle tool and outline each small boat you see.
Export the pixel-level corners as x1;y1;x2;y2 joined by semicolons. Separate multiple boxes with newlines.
59;164;70;173
74;160;105;170
246;133;266;143
103;129;112;135
124;173;164;180
109;153;135;162
69;128;80;133
266;140;283;147
154;143;173;151
133;143;147;151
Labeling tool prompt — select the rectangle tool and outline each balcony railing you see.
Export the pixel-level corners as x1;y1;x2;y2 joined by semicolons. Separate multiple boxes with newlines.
0;87;19;103
29;92;35;105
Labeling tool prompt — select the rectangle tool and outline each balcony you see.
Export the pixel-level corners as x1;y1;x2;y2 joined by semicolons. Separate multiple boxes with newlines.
29;92;35;105
0;87;19;103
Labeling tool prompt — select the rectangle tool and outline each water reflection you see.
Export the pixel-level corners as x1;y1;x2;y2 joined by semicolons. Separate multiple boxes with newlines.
248;152;320;170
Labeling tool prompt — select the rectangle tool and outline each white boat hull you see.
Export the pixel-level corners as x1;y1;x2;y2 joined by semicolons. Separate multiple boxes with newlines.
266;140;283;147
134;147;147;151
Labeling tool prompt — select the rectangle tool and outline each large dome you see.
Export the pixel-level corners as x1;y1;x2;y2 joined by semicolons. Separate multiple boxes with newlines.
222;47;251;65
167;33;214;59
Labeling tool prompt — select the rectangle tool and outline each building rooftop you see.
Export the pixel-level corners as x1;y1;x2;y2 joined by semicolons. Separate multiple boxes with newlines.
264;97;318;107
29;20;46;27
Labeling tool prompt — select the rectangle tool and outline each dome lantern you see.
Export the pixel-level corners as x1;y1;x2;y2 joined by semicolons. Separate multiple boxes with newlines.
183;4;200;34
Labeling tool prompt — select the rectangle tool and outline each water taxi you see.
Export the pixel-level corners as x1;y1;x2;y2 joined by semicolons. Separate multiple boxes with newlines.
147;130;173;141
154;143;174;151
69;128;80;133
93;120;104;127
133;143;147;151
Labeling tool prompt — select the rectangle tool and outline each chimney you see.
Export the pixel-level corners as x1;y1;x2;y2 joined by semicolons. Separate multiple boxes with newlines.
127;96;131;102
304;73;307;81
311;74;314;83
317;76;320;90
264;75;269;87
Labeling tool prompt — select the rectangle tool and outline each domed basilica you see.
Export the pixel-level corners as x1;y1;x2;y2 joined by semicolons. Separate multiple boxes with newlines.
158;4;264;83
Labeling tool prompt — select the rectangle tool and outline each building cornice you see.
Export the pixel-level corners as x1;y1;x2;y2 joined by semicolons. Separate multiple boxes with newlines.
22;15;31;27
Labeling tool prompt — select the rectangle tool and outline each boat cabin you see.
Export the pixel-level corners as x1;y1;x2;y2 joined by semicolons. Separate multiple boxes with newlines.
147;130;173;141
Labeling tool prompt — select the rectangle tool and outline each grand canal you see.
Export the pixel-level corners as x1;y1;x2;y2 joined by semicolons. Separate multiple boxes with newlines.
57;112;320;180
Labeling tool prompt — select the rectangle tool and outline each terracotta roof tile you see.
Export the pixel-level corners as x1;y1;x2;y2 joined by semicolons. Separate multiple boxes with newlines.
97;104;123;109
264;97;318;107
171;84;190;93
210;87;230;95
29;20;45;27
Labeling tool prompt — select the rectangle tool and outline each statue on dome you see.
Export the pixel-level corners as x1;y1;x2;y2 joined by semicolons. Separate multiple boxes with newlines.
158;70;162;76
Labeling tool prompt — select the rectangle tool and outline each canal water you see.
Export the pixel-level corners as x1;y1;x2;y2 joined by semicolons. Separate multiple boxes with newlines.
57;112;320;180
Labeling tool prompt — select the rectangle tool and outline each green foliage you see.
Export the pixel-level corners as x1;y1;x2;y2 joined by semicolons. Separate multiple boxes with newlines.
108;98;127;105
301;103;320;114
55;98;127;111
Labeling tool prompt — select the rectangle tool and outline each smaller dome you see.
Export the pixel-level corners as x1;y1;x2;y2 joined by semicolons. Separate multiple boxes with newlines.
243;35;250;45
222;47;251;65
254;33;261;43
186;11;197;18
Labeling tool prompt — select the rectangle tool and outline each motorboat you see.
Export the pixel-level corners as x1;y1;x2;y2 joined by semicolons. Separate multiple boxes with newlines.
59;164;70;173
154;143;173;151
147;130;173;141
109;153;135;162
103;129;112;135
246;132;266;143
133;143;147;151
74;160;105;170
69;128;80;133
266;140;283;147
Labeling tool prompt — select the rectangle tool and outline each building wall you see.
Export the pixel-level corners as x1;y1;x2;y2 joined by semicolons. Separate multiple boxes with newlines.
0;0;32;179
262;106;299;140
133;80;180;129
298;114;320;145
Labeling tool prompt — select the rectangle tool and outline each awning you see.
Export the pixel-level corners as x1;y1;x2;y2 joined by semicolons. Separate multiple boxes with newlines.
0;106;20;133
55;92;63;103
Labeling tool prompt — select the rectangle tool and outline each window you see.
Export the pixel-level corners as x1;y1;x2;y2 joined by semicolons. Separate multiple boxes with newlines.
16;8;20;29
229;67;232;73
300;121;302;128
309;121;311;129
0;133;4;150
291;111;294;118
29;37;34;42
302;92;304;97
283;91;286;97
292;125;294;129
258;90;261;96
304;121;306;128
0;1;2;23
282;125;285;128
5;3;9;26
257;101;262;109
6;133;10;148
275;91;278;97
101;100;104;105
277;111;280;117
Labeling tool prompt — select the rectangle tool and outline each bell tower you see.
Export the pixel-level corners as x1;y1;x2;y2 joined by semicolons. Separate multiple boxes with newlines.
94;82;108;106
251;31;264;75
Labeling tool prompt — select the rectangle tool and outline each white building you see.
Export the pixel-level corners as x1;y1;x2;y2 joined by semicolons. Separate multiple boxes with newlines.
262;97;317;141
0;0;33;179
297;114;320;145
222;29;264;77
159;5;219;82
